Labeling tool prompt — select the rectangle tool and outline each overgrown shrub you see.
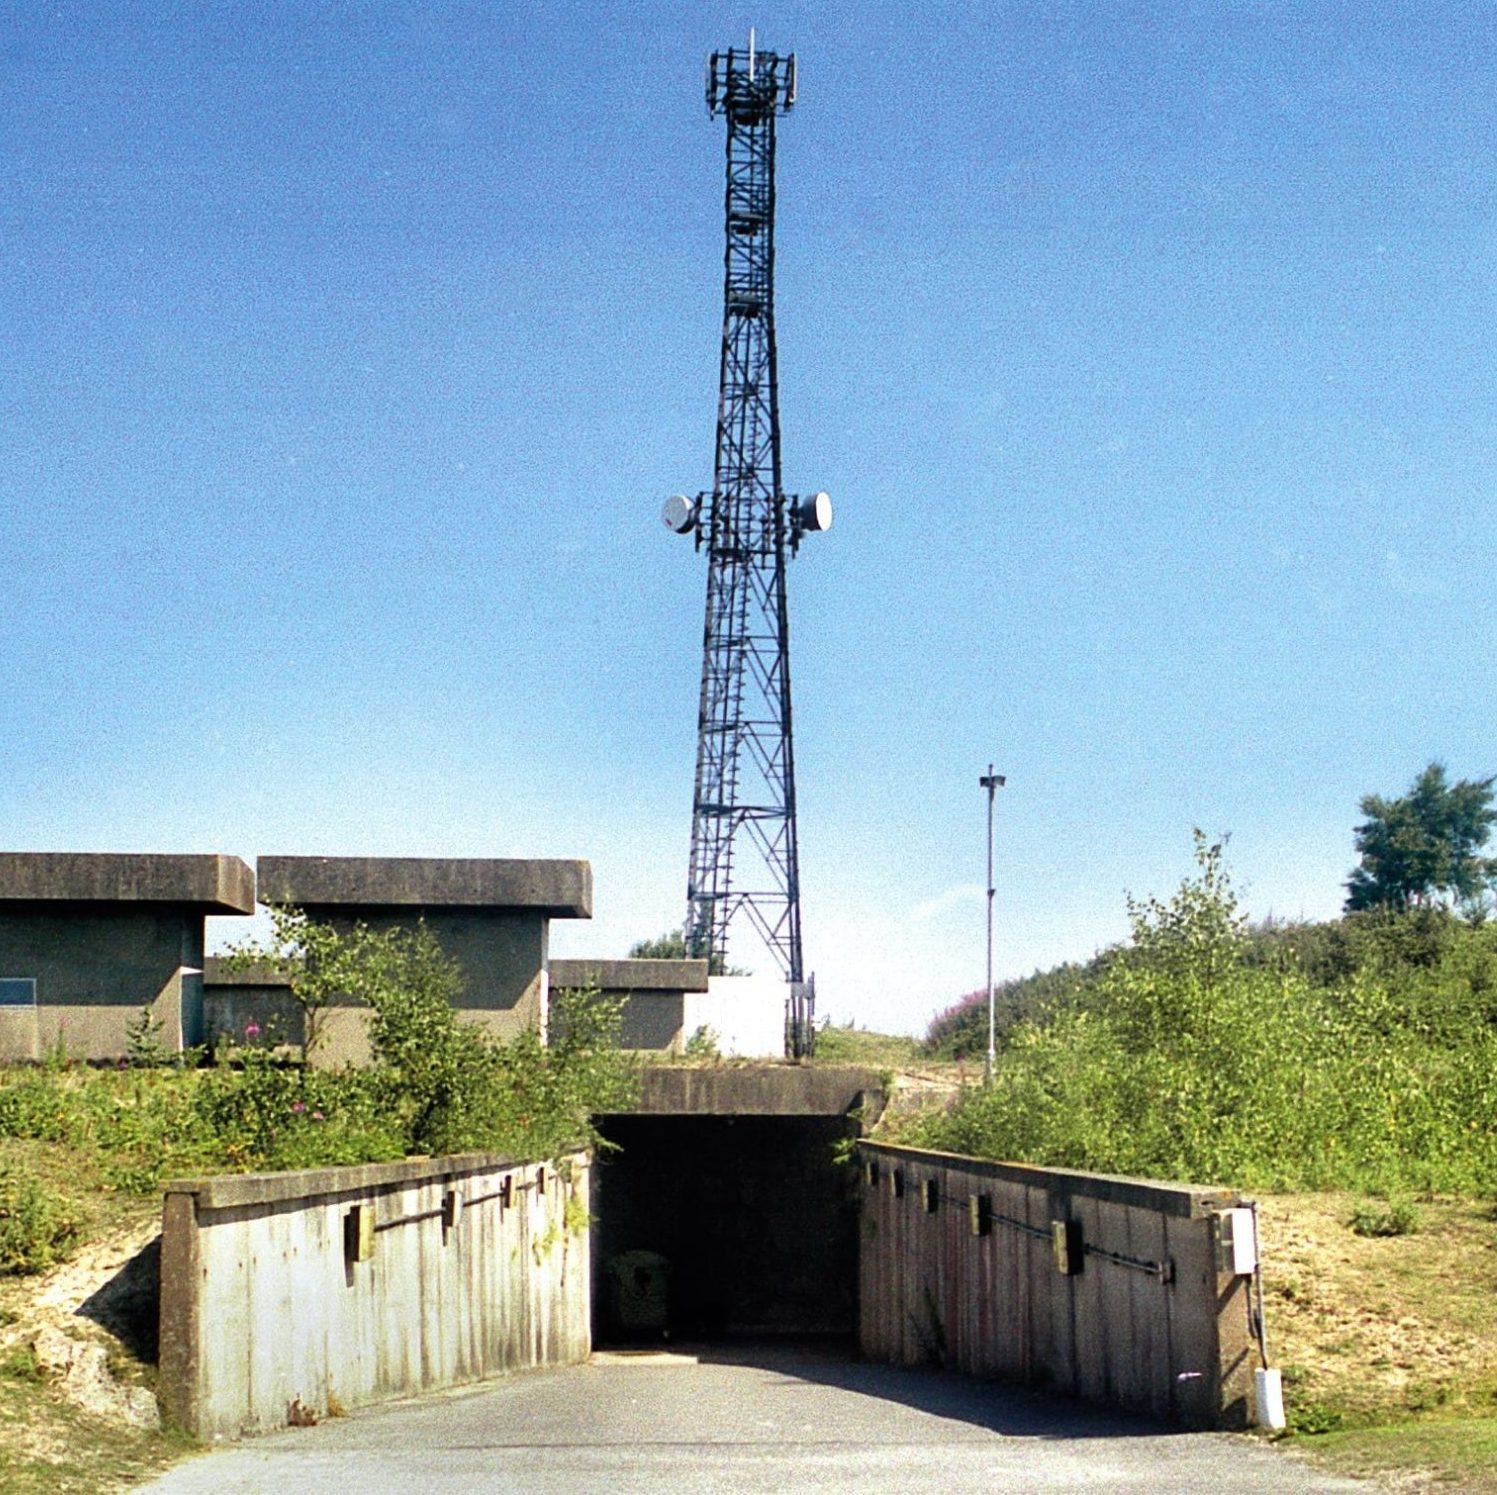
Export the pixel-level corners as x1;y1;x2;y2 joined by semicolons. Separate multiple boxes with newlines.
896;833;1497;1195
209;911;638;1166
1349;1199;1422;1237
924;957;1112;1059
0;1165;83;1275
0;913;640;1195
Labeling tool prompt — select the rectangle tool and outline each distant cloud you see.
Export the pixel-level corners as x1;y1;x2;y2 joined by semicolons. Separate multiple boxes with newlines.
907;882;985;923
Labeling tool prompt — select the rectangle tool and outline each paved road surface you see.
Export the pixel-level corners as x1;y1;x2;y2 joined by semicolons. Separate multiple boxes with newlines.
142;1343;1364;1493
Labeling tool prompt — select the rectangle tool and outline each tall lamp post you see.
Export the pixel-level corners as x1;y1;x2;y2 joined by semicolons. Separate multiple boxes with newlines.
980;765;1007;1084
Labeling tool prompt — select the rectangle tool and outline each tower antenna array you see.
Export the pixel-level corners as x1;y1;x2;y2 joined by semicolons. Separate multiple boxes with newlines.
661;34;831;1053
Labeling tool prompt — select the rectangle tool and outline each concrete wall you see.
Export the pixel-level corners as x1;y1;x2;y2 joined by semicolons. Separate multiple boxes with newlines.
0;854;253;1062
857;1141;1259;1430
549;958;710;1052
159;1152;591;1440
302;909;551;1065
202;957;304;1051
0;909;203;1061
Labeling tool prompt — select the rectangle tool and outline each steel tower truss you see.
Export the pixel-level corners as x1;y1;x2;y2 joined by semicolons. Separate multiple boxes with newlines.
662;39;830;1021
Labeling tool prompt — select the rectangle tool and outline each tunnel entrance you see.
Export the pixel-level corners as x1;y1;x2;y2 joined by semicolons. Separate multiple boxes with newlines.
590;1070;878;1345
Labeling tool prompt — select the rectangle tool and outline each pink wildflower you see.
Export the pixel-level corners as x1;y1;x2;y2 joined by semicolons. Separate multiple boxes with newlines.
244;1021;261;1040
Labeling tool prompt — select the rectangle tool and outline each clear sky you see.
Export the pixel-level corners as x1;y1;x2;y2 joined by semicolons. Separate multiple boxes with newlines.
4;3;1494;1035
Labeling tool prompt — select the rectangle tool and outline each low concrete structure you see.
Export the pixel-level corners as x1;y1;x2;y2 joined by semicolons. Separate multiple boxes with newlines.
159;1151;590;1440
857;1140;1260;1430
548;957;709;1051
201;957;303;1051
0;853;254;1061
255;856;591;1064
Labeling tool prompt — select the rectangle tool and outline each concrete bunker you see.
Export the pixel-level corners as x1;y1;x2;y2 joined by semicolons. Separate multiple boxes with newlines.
250;855;592;1064
549;957;710;1052
591;1066;882;1344
0;853;254;1062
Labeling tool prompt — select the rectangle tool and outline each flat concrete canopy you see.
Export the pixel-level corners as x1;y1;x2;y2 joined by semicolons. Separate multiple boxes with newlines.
256;857;591;919
550;958;710;993
608;1065;883;1118
0;853;253;913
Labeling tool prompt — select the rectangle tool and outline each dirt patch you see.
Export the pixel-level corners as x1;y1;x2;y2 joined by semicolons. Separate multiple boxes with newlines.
1258;1193;1497;1425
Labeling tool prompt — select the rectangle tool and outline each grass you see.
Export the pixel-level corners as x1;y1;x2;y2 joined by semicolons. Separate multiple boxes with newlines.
1300;1416;1497;1491
1232;1192;1497;1490
0;1373;198;1495
810;1023;923;1067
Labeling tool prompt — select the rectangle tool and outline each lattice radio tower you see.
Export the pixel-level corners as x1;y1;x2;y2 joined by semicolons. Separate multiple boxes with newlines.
660;32;831;1051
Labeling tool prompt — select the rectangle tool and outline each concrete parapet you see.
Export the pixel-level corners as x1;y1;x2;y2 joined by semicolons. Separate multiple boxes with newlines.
256;856;591;918
611;1064;884;1118
159;1151;592;1440
857;1140;1258;1430
0;853;253;913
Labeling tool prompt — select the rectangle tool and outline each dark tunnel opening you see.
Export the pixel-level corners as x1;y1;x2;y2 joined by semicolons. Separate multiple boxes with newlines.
590;1113;861;1345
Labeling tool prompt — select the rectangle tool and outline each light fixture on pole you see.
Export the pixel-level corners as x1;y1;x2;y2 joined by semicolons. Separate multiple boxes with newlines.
979;765;1007;1084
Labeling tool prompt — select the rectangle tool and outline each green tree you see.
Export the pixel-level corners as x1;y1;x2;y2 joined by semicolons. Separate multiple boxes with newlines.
628;929;687;960
628;927;740;975
1345;763;1497;913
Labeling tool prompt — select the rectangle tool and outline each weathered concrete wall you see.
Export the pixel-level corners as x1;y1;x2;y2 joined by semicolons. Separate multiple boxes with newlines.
549;958;709;1052
256;856;591;917
254;857;593;1062
857;1141;1257;1430
1;910;206;1061
159;1152;591;1441
202;957;304;1051
0;853;254;909
0;854;253;1061
623;1063;883;1119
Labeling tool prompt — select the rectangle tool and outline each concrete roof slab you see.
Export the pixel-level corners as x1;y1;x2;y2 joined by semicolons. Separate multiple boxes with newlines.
0;853;255;913
550;958;710;993
604;1065;884;1117
256;856;592;918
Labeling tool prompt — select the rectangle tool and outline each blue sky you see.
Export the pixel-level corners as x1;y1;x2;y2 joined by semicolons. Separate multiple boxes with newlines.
4;3;1495;1034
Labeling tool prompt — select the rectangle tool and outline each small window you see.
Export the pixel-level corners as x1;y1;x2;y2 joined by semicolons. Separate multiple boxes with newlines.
0;978;36;1008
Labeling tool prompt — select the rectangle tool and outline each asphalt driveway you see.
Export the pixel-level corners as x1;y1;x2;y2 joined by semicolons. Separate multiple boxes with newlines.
140;1342;1364;1493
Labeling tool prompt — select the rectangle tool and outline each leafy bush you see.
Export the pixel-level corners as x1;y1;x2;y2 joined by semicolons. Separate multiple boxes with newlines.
682;1025;721;1061
0;913;639;1194
1349;1199;1422;1238
0;1165;83;1275
208;911;638;1166
895;834;1497;1195
924;957;1112;1059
